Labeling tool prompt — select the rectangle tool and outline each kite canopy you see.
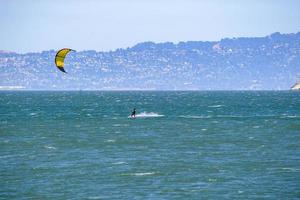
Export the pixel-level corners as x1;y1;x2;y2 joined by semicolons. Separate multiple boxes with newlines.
55;48;75;73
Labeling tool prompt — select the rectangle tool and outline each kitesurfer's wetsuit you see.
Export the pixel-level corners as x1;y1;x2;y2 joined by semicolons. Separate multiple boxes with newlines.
131;108;136;118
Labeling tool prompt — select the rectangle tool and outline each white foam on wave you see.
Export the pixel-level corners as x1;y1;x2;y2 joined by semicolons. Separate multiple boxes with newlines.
268;167;300;172
280;115;300;119
281;167;300;172
129;112;164;118
81;108;93;111
131;172;155;176
113;124;129;127
208;105;224;108
105;139;115;143
44;145;56;150
29;112;37;116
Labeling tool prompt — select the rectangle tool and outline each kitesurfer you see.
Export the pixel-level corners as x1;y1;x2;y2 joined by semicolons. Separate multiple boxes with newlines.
131;108;136;118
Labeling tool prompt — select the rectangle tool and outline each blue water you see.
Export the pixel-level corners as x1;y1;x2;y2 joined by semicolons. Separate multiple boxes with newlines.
1;91;300;199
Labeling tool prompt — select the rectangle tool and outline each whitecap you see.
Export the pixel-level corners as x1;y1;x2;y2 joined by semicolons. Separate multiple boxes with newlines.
81;108;93;111
132;172;155;176
281;168;300;172
208;105;224;108
44;145;56;150
281;115;300;119
113;124;129;127
29;112;37;116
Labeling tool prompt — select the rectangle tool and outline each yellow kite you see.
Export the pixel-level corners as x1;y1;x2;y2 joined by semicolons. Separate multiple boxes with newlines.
55;48;75;73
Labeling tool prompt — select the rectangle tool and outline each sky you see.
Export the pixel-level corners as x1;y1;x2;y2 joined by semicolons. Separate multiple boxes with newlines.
1;0;300;53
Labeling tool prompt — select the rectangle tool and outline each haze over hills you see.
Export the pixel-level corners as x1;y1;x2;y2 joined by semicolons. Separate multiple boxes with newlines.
1;32;300;90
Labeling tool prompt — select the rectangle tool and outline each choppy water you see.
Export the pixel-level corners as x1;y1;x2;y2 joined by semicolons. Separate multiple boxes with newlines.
1;91;300;199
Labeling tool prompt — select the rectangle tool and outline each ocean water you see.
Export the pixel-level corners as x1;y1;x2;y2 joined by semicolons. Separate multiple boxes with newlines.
0;91;299;199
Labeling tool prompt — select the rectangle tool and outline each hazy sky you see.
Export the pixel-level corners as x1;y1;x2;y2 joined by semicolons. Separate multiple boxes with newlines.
1;0;300;53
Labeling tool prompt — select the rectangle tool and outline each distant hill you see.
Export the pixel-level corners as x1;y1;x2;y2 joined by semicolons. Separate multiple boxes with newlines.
1;32;300;90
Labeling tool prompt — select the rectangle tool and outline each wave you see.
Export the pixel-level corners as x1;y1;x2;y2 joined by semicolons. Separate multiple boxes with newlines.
87;196;102;200
280;115;300;119
280;168;300;172
178;114;294;119
132;172;155;176
122;172;155;176
179;115;212;119
208;105;224;108
105;139;115;143
127;113;298;119
216;115;300;119
112;161;127;165
113;124;129;127
129;112;164;118
44;145;56;150
29;112;38;116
